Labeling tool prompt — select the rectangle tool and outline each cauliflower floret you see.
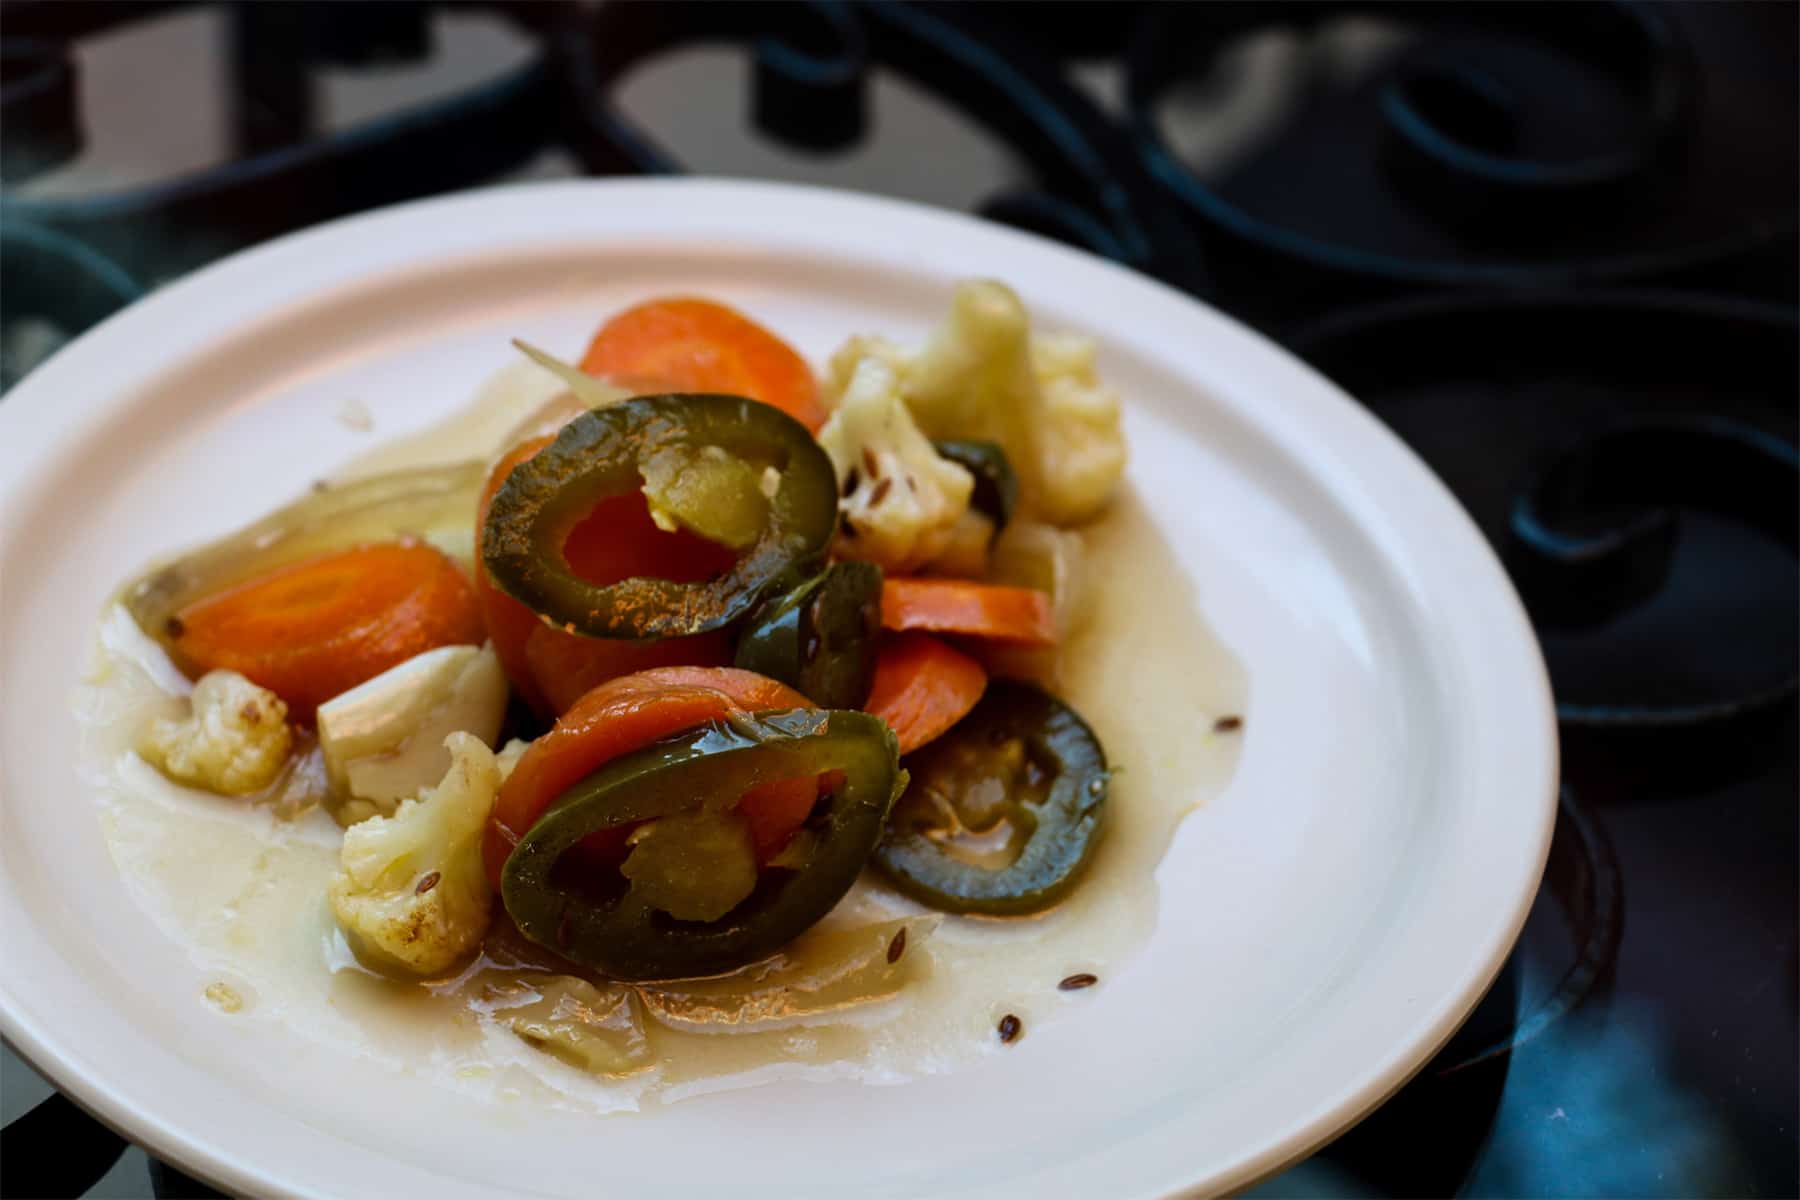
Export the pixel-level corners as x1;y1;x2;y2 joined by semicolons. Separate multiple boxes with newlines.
927;508;998;578
137;670;292;795
816;357;974;573
496;737;531;781
328;732;498;977
317;643;507;827
827;280;1126;526
1029;332;1128;526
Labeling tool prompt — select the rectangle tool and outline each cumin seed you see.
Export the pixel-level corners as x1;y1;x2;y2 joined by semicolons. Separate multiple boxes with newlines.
997;1013;1022;1044
1058;973;1098;991
887;927;907;964
1214;715;1243;733
415;871;441;895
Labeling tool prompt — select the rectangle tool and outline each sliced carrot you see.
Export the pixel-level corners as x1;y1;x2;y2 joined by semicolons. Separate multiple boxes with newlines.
579;297;828;432
880;579;1057;647
865;632;988;755
525;625;732;717
476;437;555;713
475;437;740;716
172;541;484;721
740;775;822;862
484;667;815;890
560;488;740;586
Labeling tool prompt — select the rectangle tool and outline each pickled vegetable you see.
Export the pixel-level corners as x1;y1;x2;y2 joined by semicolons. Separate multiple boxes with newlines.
481;395;837;639
874;682;1107;915
934;440;1019;530
123;461;484;661
502;709;903;981
316;643;508;825
733;562;883;709
164;541;485;720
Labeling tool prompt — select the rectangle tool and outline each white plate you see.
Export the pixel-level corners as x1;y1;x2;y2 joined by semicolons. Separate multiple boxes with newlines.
0;179;1556;1199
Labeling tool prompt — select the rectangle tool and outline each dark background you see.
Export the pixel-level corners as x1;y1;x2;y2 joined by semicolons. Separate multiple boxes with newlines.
2;3;1795;1197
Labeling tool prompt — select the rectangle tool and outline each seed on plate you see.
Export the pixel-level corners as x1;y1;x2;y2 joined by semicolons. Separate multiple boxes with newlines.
1213;715;1243;733
1058;973;1098;991
203;982;243;1013
997;1013;1022;1043
887;927;907;964
415;871;441;895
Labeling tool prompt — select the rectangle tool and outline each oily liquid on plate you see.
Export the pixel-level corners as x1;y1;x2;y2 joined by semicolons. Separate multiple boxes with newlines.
81;361;1247;1111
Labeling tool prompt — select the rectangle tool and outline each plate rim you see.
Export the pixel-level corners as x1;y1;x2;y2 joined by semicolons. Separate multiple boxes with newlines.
0;175;1558;1199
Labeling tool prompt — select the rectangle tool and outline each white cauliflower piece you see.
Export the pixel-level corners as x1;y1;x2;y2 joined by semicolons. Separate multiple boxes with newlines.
329;732;498;977
496;737;531;781
927;509;998;579
1029;331;1128;526
827;280;1126;526
317;643;506;827
816;357;974;573
137;670;292;795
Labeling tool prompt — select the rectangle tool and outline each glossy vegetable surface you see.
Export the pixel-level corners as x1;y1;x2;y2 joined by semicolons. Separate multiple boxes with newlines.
880;578;1057;646
503;709;903;981
734;561;883;709
125;461;484;660
476;436;735;716
482;395;837;639
874;682;1107;915
315;643;507;823
168;541;484;721
580;298;829;432
483;667;814;889
863;632;987;755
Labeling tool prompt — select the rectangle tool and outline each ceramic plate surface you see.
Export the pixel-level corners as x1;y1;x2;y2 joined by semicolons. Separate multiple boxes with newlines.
0;179;1556;1199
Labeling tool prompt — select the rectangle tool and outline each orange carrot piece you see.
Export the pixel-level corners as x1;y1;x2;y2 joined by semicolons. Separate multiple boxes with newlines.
484;667;815;890
171;541;484;722
525;626;733;717
559;489;740;587
865;632;988;755
476;437;555;713
880;579;1057;647
579;297;828;432
739;775;822;862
